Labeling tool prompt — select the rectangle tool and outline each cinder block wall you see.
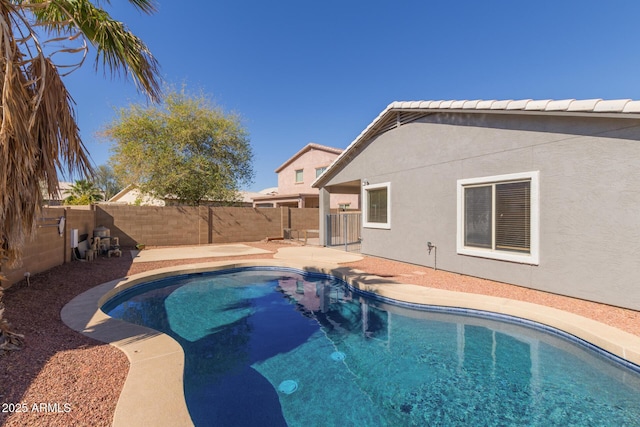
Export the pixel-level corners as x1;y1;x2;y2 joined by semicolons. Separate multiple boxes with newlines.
210;207;282;243
2;205;321;289
96;205;208;247
290;208;320;231
95;205;315;246
2;207;95;287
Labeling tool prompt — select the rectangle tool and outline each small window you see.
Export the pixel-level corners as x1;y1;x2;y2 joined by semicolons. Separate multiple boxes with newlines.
295;169;304;183
315;166;327;178
457;172;539;264
363;182;390;229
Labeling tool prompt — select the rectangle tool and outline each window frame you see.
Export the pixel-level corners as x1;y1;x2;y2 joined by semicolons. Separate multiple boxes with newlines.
315;166;327;179
456;171;539;265
295;169;304;183
363;182;391;229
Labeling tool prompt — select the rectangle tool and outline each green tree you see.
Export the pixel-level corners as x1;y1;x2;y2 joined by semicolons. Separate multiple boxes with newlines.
106;88;255;206
0;0;161;352
93;164;122;201
64;179;104;205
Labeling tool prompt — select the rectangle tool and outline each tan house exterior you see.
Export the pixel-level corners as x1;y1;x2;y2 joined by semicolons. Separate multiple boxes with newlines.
107;184;262;207
43;181;74;206
252;143;360;210
106;184;166;206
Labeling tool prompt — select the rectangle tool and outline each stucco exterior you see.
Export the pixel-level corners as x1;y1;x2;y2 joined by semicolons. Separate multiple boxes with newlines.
253;143;360;209
316;102;640;311
277;144;339;195
107;185;166;206
107;185;260;207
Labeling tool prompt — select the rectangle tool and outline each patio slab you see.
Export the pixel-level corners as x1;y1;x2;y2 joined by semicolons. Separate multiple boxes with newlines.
131;243;272;263
274;245;363;263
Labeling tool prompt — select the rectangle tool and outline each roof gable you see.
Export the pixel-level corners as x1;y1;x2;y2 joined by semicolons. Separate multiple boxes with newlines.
313;98;640;188
275;142;343;173
108;183;136;202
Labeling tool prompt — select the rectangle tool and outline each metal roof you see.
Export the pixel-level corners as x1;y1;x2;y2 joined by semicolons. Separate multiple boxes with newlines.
313;98;640;188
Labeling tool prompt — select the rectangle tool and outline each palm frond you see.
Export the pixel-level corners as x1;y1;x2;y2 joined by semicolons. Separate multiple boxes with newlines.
0;3;91;267
76;0;159;15
0;0;160;349
25;0;162;102
123;0;158;15
0;0;160;267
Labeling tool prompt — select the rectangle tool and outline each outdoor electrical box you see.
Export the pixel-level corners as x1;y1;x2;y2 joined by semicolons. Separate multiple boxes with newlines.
71;229;79;249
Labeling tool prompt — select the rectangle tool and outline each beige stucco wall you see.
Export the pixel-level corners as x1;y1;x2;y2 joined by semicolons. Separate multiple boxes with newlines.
109;187;165;206
278;148;337;195
274;147;359;209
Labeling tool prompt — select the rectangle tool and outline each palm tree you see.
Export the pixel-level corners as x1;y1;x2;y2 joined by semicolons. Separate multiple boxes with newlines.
64;179;104;205
0;0;160;266
0;0;161;352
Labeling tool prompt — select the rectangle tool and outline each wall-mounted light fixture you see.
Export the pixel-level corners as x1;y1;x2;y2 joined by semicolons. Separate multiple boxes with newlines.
57;217;66;236
362;179;369;186
38;216;66;236
427;242;437;271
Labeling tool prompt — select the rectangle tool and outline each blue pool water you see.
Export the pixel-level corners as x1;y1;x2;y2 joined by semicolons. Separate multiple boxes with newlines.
102;268;640;426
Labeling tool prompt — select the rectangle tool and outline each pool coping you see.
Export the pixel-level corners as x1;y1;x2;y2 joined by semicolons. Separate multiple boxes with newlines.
61;258;640;427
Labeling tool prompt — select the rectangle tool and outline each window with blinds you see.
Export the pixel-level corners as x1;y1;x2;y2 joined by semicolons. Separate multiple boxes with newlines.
457;171;538;264
463;180;531;254
363;182;391;229
495;181;530;252
367;187;388;223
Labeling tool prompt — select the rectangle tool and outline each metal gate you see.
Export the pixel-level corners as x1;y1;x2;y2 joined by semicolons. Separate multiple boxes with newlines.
325;212;361;252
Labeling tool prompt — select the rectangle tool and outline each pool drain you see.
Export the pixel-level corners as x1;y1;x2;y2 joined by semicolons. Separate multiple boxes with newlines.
278;380;298;394
331;351;346;361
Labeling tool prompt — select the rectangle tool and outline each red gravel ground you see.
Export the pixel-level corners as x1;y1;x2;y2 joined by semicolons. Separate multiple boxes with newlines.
1;241;639;426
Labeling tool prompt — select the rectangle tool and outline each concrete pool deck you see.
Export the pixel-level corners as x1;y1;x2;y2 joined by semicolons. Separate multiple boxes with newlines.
61;244;640;427
130;243;273;263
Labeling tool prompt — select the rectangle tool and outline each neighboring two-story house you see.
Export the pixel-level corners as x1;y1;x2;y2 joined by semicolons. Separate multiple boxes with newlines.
252;143;360;210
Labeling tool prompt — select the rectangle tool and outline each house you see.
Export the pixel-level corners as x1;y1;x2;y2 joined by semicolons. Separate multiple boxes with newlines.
313;99;640;311
42;181;74;206
106;184;166;206
252;143;360;210
107;184;261;207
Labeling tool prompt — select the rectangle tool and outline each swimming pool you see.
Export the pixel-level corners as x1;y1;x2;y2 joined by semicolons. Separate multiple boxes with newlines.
102;267;640;426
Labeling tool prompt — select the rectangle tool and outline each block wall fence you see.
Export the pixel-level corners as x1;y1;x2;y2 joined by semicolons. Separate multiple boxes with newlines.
1;206;319;288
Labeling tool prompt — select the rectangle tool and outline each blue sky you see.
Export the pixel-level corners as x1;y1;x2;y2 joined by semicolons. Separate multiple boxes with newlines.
61;1;640;192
